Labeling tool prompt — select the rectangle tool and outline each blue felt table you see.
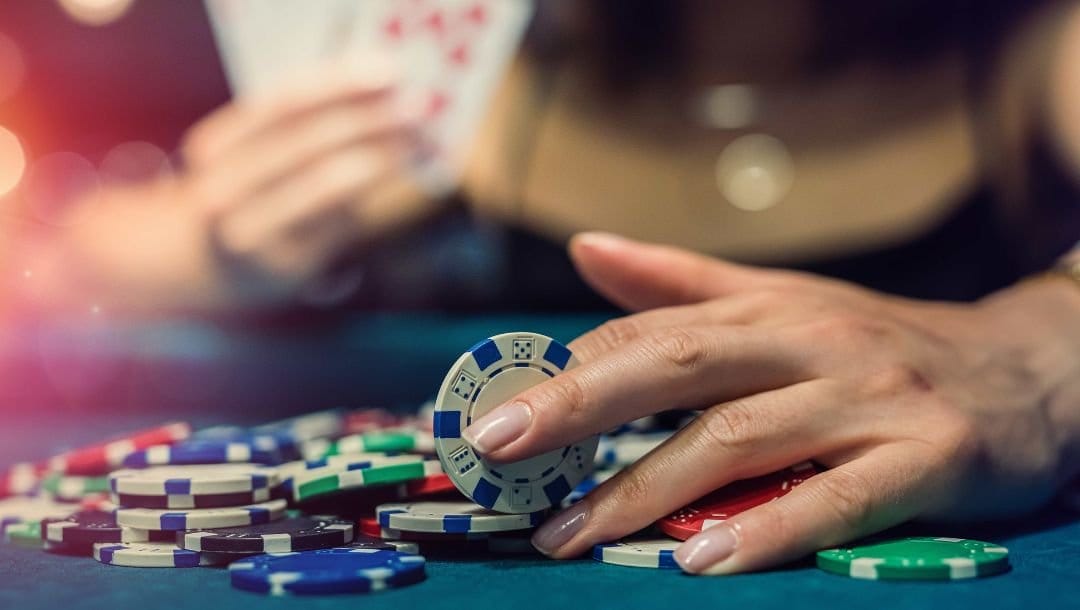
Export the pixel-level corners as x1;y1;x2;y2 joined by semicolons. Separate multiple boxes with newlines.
0;314;1077;610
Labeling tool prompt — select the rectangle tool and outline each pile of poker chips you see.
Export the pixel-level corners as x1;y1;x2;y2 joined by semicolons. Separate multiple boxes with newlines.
1;332;1018;586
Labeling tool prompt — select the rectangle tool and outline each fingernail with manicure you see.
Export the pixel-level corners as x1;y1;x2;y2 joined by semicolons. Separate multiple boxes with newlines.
531;502;589;556
674;525;739;575
462;402;531;454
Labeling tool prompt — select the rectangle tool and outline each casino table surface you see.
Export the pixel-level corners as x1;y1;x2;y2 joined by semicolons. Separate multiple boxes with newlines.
1;313;1078;610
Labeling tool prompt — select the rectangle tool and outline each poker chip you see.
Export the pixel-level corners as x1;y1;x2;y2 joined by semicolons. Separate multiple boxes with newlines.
111;487;274;510
121;440;284;468
229;547;427;596
343;408;404;434
593;537;681;569
0;496;76;532
292;457;436;502
42;510;122;547
48;422;191;475
4;521;42;548
252;410;346;443
816;537;1010;581
561;469;619;508
115;498;287;531
94;541;213;568
301;430;434;461
369;519;537;555
376;500;545;534
433;332;599;513
0;463;46;498
594;432;670;468
659;462;819;540
180;516;355;554
79;494;117;512
346;536;419;555
109;464;280;496
41;474;110;501
120;526;176;543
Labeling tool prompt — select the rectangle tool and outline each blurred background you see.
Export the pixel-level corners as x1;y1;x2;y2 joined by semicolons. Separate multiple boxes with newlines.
1;0;1079;428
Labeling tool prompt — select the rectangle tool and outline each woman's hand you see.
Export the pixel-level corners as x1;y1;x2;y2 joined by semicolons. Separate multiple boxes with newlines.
462;232;1080;575
176;60;422;306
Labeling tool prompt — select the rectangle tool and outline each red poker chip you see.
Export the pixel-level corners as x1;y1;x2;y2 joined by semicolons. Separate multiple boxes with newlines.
47;422;192;476
0;462;47;498
404;472;457;497
343;409;404;435
659;462;820;541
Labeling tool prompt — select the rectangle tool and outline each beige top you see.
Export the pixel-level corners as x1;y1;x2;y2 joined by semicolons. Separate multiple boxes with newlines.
463;50;979;265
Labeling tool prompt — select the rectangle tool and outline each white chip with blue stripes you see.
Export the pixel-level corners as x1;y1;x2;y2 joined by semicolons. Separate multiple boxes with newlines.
433;332;599;513
376;500;545;534
593;537;681;569
115;498;286;531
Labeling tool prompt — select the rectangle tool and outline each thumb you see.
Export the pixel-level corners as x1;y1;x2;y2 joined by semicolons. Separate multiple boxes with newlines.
568;232;768;311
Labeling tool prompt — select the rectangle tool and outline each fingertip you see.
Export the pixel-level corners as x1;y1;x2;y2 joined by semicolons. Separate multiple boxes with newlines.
674;523;741;575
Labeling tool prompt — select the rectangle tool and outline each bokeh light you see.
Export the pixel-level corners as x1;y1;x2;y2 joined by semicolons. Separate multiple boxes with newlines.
715;134;794;212
56;0;136;27
0;33;26;104
0;126;26;198
99;141;172;185
22;152;101;226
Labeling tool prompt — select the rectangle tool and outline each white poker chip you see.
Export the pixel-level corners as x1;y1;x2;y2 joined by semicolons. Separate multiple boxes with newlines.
109;464;280;496
376;501;545;534
0;496;76;524
433;332;599;513
115;499;287;531
592;536;681;569
93;541;213;568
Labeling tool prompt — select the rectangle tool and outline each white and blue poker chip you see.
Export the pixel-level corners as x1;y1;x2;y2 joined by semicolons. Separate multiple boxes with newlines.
94;541;212;568
115;498;287;531
109;464;281;497
229;547;426;596
592;537;681;569
121;439;284;468
433;332;599;513
376;501;545;534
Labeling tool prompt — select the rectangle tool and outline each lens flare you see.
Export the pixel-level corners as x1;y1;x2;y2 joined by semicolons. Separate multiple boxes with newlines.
0;33;26;103
0;126;26;198
23;152;101;226
56;0;136;26
99;141;172;185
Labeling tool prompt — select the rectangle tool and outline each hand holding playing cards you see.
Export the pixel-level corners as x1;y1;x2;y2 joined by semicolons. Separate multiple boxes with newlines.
177;62;420;305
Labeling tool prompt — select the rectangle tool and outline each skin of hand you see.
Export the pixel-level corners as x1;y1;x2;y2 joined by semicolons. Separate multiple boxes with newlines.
17;60;434;315
461;231;1080;575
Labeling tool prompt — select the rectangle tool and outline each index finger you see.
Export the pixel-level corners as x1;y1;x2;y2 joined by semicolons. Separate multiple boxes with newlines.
462;324;816;463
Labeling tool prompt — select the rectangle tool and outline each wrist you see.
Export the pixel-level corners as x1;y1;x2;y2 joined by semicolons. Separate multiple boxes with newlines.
980;276;1080;481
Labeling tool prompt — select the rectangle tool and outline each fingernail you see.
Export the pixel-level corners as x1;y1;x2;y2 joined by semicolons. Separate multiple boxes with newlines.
574;231;629;252
674;524;739;575
462;402;531;454
531;502;589;555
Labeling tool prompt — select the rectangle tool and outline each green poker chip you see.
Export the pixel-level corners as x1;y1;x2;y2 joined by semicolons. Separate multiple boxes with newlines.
4;522;43;549
42;474;110;500
816;537;1010;581
292;457;436;502
300;430;434;461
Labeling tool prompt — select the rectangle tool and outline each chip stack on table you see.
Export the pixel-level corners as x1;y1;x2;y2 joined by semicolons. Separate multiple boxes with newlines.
1;333;1016;588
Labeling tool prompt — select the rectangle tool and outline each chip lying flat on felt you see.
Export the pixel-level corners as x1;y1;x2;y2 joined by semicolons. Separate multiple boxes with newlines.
816;537;1010;581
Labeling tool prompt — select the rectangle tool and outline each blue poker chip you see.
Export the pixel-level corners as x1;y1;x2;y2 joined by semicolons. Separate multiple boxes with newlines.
229;547;426;596
192;427;303;461
121;439;285;468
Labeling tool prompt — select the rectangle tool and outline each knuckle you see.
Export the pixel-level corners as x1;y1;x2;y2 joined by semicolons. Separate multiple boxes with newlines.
811;469;876;531
652;327;708;372
529;372;591;421
694;402;761;452
863;363;935;398
592;318;644;351
604;468;654;508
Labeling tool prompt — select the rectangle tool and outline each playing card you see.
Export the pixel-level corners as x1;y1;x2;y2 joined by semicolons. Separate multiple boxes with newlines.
346;0;534;194
205;0;362;98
